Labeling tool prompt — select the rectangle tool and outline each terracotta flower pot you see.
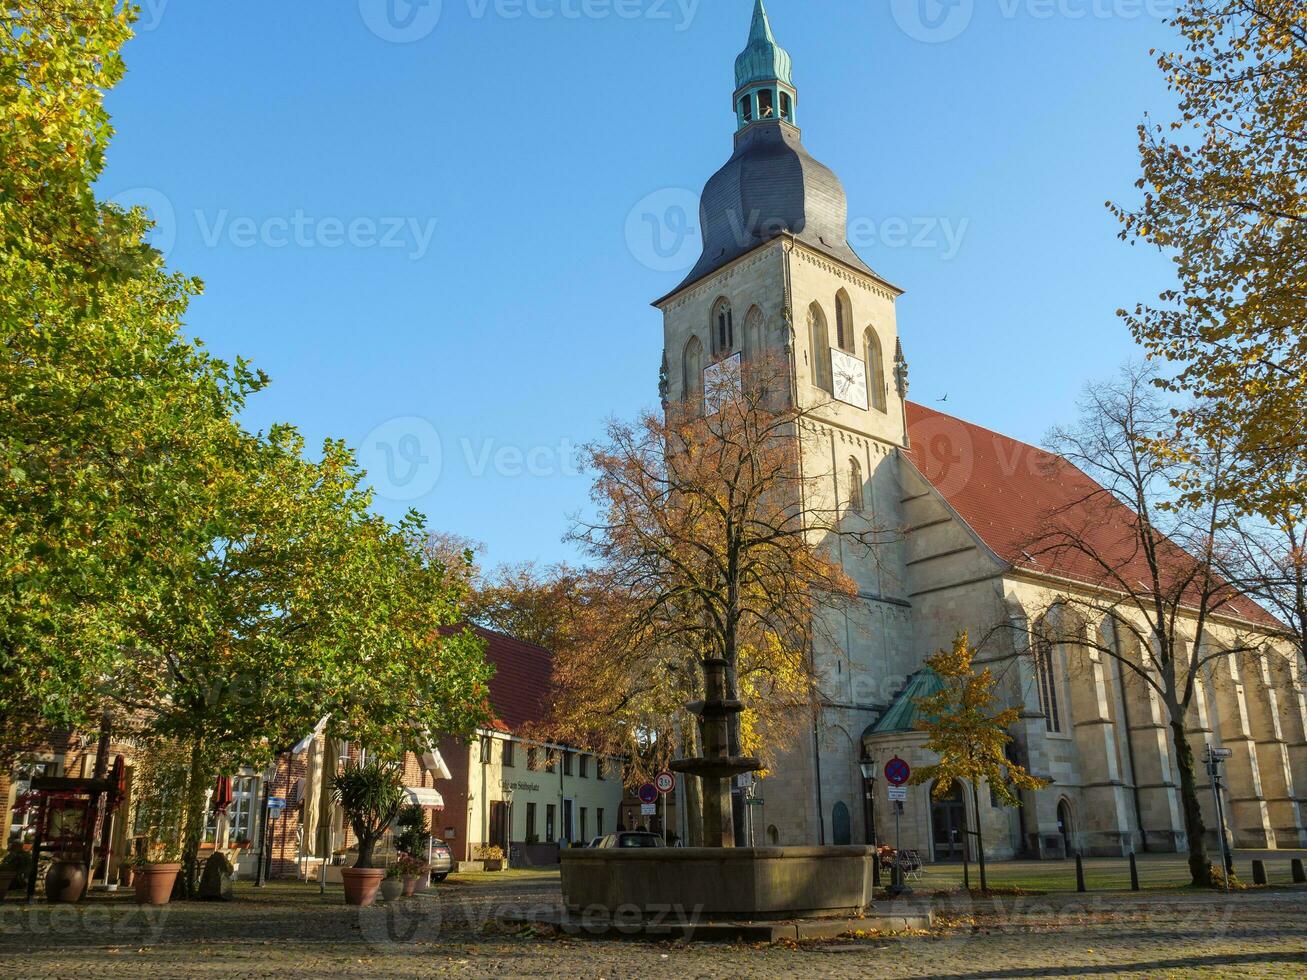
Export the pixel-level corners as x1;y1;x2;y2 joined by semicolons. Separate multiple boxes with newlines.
45;860;87;904
380;878;404;903
402;876;420;897
0;872;15;903
341;867;386;907
134;863;181;906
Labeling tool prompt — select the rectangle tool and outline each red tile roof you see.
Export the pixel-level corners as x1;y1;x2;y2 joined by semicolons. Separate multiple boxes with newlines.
904;402;1279;630
470;626;554;733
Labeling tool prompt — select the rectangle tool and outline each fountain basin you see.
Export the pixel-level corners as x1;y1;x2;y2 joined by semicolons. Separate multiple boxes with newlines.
560;846;875;921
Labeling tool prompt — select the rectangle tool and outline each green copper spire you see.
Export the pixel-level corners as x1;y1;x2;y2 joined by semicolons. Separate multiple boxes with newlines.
734;0;793;89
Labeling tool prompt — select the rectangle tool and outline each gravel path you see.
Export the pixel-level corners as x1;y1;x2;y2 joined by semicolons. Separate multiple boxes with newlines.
3;876;1305;978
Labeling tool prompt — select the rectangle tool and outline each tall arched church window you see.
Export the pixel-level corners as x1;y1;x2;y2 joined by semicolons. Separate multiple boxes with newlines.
757;89;775;119
743;306;764;361
864;327;887;413
1032;618;1063;734
682;336;704;414
740;95;753;123
712;298;735;357
835;291;854;353
809;303;832;393
848;457;865;514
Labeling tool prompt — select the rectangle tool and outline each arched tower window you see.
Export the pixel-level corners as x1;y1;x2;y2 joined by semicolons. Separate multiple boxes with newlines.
757;88;775;119
835;291;854;353
739;94;753;123
712;298;735;357
780;91;793;122
809;303;831;393
743;306;764;361
1032;617;1063;734
864;327;887;413
682;336;704;414
848;457;864;513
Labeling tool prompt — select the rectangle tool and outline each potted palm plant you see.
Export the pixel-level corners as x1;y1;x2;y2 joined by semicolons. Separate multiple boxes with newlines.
133;843;183;906
333;760;406;907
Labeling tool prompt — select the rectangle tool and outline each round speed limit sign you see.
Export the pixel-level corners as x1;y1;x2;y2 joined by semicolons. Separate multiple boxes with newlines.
655;772;676;795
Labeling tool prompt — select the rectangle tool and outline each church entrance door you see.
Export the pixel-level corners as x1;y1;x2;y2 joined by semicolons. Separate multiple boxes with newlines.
931;781;968;861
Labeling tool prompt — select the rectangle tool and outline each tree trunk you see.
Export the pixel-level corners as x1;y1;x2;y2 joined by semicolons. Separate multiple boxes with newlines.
682;727;704;847
355;825;378;870
970;780;988;892
1170;719;1213;887
180;738;209;899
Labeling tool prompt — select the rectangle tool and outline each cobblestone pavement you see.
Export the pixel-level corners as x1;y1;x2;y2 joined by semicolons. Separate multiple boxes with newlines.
3;876;1305;978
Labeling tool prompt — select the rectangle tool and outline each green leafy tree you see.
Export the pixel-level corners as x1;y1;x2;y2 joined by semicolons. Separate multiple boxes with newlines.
1110;0;1306;519
1;1;264;744
911;632;1047;892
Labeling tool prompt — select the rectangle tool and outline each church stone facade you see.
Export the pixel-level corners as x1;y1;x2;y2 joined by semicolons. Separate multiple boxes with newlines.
654;2;1305;861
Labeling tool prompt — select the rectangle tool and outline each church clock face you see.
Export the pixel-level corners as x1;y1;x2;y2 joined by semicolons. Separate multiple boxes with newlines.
831;348;869;410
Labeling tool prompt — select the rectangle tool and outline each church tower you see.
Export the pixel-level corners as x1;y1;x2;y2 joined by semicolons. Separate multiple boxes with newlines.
654;1;916;846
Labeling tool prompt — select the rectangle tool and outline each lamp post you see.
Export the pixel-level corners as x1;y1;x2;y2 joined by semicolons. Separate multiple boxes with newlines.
858;758;879;887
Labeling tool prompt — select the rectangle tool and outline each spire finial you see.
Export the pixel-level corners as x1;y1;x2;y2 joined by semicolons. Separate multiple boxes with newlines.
749;0;776;44
735;0;793;91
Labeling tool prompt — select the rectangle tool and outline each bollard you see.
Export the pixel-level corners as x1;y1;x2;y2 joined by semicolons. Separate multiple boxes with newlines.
1292;859;1306;885
1252;859;1268;886
1129;852;1141;892
1076;854;1087;893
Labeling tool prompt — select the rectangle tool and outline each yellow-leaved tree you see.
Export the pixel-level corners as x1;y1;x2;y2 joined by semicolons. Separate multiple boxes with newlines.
911;632;1047;892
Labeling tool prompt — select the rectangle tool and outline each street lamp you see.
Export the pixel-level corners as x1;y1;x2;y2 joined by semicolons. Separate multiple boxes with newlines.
858;757;878;886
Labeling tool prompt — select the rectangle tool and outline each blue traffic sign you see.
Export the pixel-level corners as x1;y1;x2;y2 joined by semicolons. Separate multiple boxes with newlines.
884;758;911;787
638;784;659;805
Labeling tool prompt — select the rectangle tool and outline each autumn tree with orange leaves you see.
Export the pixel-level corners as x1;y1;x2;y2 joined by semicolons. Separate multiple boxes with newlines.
560;354;892;845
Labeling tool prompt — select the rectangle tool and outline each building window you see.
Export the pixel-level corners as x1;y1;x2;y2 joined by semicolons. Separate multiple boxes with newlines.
579;755;589;779
810;304;832;393
740;94;753;122
8;761;55;845
682;336;704;414
596;759;605;781
1034;619;1063;734
526;802;538;841
597;808;605;836
757;88;775;118
848;457;865;513
502;740;515;768
712;298;734;357
780;91;792;122
835;291;854;353
580;807;589;842
563;751;573;777
546;804;557;843
480;736;492;764
545;751;557;774
864;327;887;412
527;747;538;771
202;774;258;846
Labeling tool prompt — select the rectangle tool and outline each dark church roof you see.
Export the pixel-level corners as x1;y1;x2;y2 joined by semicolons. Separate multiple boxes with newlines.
657;3;881;303
668;121;878;299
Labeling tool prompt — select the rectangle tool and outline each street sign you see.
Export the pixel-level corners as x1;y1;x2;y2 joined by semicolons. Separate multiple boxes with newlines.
640;803;657;817
655;772;676;795
637;783;659;805
1208;748;1233;760
887;786;908;803
884;757;911;787
266;797;286;816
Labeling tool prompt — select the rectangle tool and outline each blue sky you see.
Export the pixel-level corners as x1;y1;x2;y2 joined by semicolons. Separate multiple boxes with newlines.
100;0;1180;568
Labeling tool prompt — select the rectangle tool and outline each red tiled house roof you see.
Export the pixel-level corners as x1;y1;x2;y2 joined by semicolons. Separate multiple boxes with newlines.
470;626;555;733
903;402;1279;630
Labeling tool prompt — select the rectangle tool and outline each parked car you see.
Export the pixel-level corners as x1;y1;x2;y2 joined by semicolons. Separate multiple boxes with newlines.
596;832;665;849
429;839;454;881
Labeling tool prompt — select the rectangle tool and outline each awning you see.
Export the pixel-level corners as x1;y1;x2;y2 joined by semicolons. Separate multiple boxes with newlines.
404;786;444;809
420;744;453;781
